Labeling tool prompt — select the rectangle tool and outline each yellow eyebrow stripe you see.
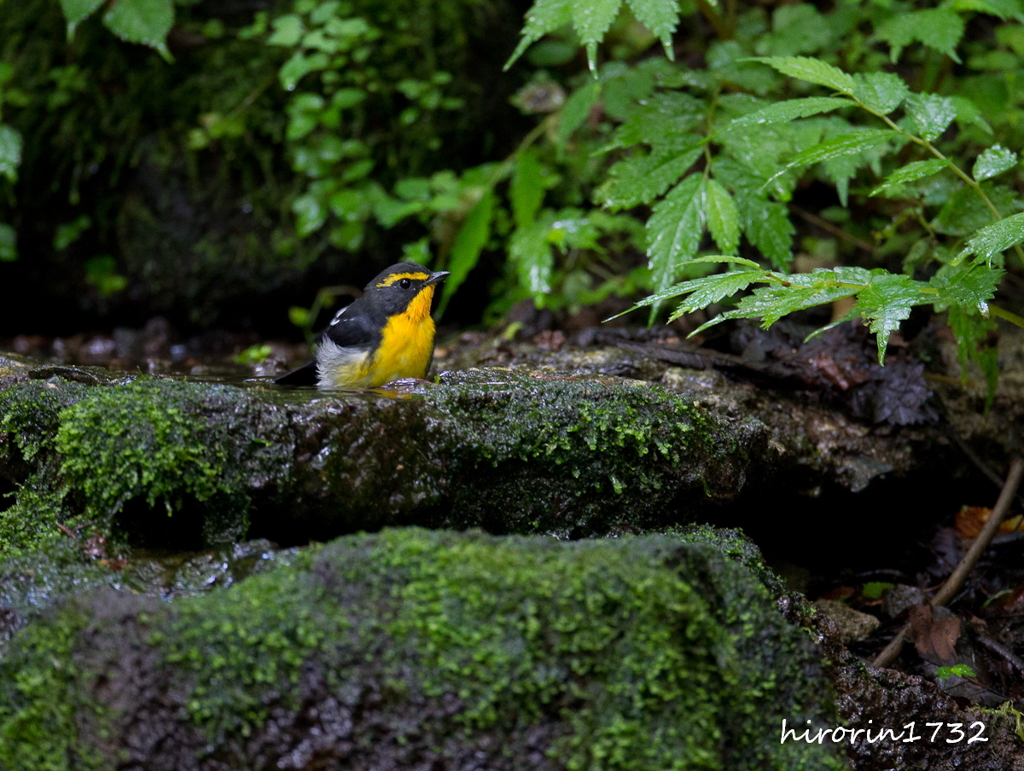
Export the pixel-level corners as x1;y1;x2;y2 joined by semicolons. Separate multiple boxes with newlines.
375;272;430;288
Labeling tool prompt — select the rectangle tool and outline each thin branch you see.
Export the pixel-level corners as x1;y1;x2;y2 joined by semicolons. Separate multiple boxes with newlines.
790;205;876;255
872;457;1024;669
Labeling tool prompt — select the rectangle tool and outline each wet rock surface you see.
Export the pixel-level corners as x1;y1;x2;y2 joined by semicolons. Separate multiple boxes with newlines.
0;355;764;551
3;325;1024;770
0;528;845;770
797;598;1024;771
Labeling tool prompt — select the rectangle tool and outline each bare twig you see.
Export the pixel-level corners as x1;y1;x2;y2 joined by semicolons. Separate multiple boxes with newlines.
790;206;877;255
872;457;1024;669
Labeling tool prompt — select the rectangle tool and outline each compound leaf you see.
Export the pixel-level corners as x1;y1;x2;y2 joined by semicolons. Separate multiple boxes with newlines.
668;269;765;319
626;0;681;59
602;142;702;209
771;129;899;184
854;273;928;362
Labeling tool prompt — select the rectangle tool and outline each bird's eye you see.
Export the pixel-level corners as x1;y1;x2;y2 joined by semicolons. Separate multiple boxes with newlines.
399;278;412;289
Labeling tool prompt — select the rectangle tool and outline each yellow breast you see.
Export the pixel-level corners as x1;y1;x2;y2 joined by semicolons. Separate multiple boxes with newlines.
365;285;437;387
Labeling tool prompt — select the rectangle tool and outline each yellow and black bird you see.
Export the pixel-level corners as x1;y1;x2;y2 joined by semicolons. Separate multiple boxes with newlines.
275;262;450;389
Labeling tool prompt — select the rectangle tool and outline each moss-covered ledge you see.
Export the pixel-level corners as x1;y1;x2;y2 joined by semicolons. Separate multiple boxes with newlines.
0;357;770;552
0;528;846;770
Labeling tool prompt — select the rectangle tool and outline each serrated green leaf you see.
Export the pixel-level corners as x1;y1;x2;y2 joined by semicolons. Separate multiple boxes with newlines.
505;0;572;69
870;159;949;196
853;72;909;114
755;56;856;94
742;199;793;270
668;270;765;319
704;179;740;255
958;212;1024;265
876;8;965;63
557;81;600;146
949;0;1024;22
606;92;706;150
854;273;928;362
691;271;862;335
688;255;764;269
626;0;680;59
973;145;1019;182
511;149;546;229
0;223;16;262
572;0;622;71
905;94;957;142
775;129;898;180
602;143;702;210
510;217;555;299
611;259;768;320
438;190;495;316
0;125;22;183
930;262;1004;313
714;157;794;268
647;175;706;294
727;97;851;129
59;0;104;33
103;0;174;60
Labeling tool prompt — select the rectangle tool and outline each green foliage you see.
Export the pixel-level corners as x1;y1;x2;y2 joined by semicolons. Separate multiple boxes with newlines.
234;344;273;365
935;663;977;681
59;0;175;61
494;0;1024;404
3;0;1024;407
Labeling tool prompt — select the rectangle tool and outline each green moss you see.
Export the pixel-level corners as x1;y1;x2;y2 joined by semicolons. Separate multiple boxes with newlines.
375;530;728;769
0;378;90;554
424;370;750;534
2;369;763;550
0;529;846;769
55;379;254;544
0;596;97;771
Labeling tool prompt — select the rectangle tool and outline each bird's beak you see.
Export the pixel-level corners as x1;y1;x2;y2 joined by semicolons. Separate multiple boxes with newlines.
424;271;450;287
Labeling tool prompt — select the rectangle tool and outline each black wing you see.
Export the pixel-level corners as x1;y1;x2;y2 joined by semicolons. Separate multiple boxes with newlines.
274;360;318;386
319;304;381;349
274;305;380;386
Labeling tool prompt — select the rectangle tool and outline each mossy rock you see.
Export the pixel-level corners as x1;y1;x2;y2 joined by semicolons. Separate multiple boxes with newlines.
0;368;769;554
0;527;846;770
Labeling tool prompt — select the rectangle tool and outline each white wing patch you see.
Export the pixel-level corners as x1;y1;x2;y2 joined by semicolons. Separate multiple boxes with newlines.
329;305;348;326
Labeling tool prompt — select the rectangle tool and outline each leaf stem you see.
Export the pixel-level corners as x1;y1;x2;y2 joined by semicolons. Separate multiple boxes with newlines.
855;99;1024;262
694;0;733;40
990;303;1024;329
